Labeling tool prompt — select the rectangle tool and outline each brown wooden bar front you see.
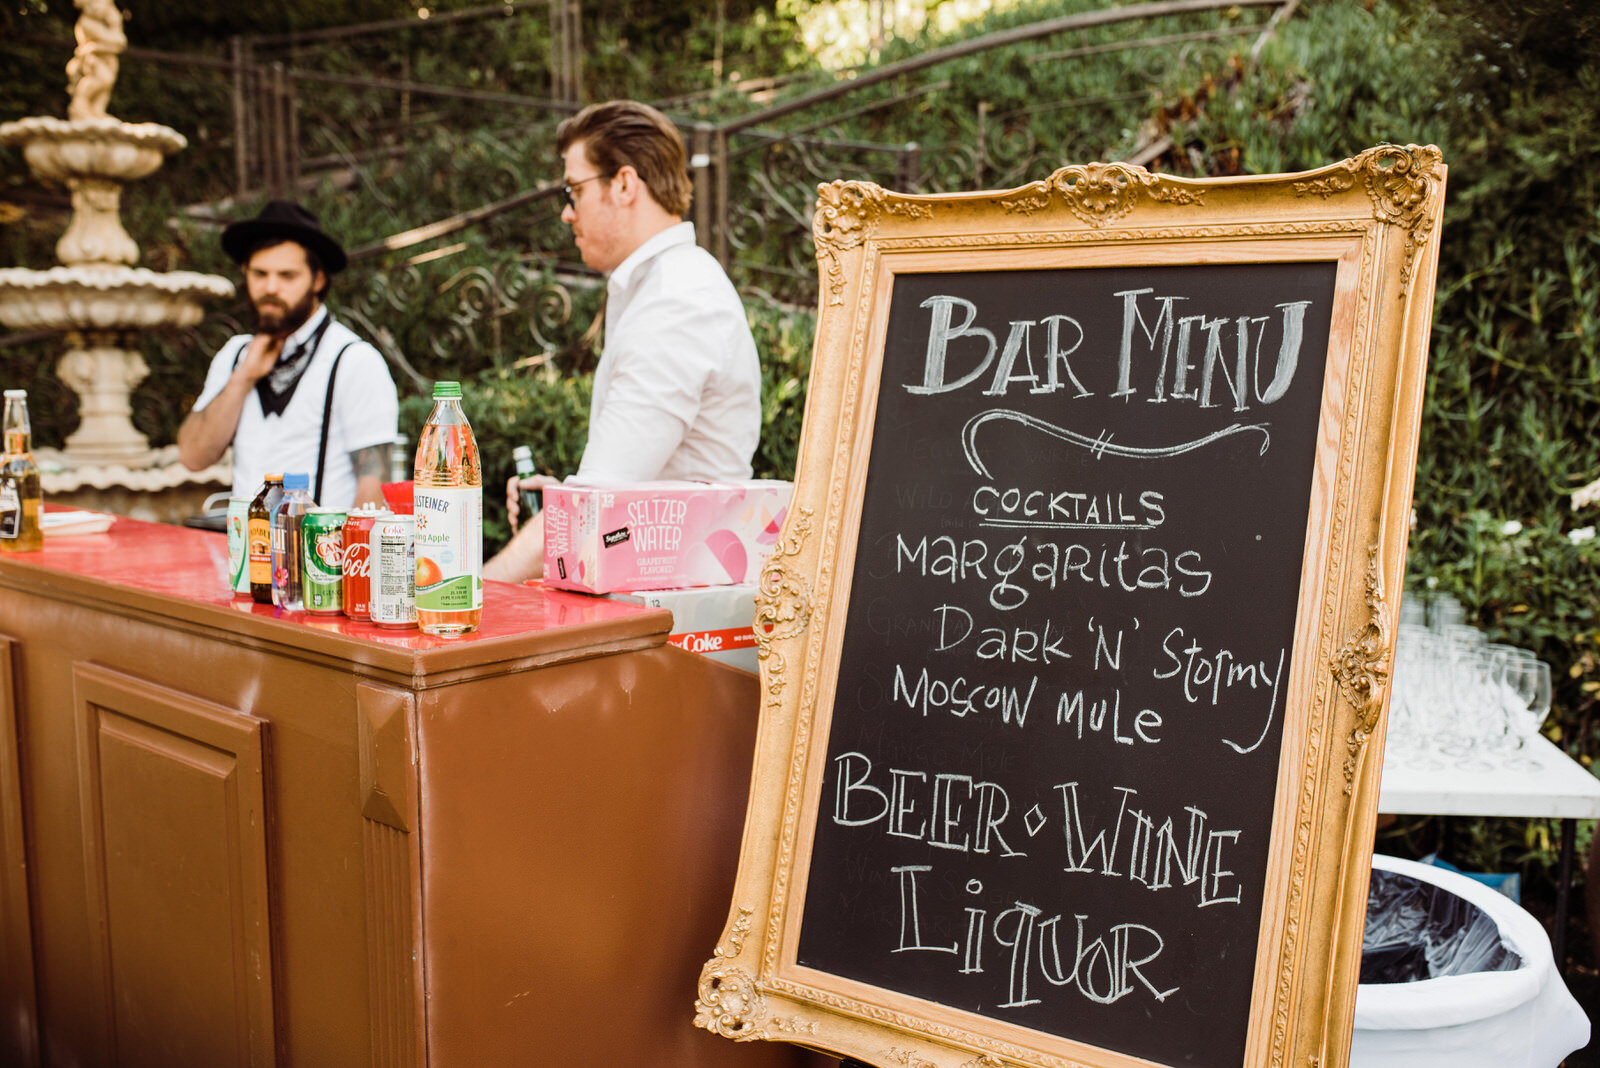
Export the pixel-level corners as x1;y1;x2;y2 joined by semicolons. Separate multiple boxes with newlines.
0;515;816;1067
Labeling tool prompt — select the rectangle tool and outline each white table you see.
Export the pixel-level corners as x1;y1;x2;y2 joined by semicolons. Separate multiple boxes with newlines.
1379;734;1600;973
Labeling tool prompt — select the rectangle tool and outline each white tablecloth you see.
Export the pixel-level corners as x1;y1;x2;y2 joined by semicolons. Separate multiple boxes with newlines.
1379;734;1600;820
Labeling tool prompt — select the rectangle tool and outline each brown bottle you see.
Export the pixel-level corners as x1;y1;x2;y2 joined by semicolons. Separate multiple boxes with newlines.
248;474;283;604
0;390;42;553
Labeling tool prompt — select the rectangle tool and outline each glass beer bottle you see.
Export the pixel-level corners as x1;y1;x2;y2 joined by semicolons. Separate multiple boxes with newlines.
248;474;283;604
512;444;542;528
0;390;43;553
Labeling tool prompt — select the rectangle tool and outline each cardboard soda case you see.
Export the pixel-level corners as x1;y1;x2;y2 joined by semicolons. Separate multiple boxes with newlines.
605;583;761;672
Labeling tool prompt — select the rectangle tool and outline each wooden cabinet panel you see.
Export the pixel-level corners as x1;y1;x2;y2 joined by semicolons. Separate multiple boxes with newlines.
0;634;39;1067
358;681;423;1068
73;663;276;1068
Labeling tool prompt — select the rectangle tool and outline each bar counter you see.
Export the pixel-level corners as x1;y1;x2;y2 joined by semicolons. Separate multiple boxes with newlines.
0;514;817;1067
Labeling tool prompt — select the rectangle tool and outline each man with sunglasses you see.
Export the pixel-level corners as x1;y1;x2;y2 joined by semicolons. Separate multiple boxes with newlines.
486;100;761;582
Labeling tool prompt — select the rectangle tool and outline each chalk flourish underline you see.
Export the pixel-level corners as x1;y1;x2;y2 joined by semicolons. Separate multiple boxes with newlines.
960;409;1272;479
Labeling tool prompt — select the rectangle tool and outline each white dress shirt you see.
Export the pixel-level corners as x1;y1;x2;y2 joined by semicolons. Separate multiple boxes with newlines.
195;306;399;508
575;222;761;484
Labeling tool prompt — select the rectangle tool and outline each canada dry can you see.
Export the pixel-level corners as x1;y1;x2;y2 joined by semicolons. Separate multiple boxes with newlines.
302;509;346;614
369;514;417;628
341;507;385;621
226;496;252;596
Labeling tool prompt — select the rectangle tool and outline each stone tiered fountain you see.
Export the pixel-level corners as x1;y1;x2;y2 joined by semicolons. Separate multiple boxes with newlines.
0;0;235;520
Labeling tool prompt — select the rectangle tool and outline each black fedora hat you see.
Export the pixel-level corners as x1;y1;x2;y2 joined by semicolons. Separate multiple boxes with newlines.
221;199;347;275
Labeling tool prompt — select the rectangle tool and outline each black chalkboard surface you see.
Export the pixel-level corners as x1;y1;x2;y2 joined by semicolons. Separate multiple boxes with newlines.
796;261;1336;1067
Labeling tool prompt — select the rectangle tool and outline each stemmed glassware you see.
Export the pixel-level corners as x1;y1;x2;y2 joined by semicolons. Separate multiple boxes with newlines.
1500;649;1552;743
1385;593;1552;771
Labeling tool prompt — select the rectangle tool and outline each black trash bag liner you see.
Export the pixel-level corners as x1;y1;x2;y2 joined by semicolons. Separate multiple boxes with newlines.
1360;867;1523;984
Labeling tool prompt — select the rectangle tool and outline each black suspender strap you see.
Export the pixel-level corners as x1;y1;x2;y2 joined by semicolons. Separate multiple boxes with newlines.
314;340;359;505
226;334;251;372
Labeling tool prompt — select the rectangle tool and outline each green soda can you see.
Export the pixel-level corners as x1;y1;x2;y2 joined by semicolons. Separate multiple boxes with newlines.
226;495;253;596
302;508;347;614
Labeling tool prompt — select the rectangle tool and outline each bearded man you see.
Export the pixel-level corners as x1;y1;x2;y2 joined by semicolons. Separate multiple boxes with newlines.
178;199;399;510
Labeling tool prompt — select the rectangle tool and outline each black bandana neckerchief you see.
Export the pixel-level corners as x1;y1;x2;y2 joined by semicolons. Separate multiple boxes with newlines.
255;312;333;418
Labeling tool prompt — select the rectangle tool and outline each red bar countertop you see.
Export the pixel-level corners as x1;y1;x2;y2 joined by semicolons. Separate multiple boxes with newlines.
0;510;670;682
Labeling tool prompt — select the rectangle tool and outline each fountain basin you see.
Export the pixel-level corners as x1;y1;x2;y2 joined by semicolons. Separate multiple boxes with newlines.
0;116;184;183
0;265;234;333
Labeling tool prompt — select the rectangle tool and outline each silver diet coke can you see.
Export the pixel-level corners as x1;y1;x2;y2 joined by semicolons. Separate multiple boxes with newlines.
369;514;417;629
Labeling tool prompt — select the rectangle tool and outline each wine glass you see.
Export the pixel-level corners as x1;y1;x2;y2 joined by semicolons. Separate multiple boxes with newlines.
1390;625;1445;769
1445;645;1508;768
1503;651;1553;747
1480;644;1529;757
1429;593;1466;632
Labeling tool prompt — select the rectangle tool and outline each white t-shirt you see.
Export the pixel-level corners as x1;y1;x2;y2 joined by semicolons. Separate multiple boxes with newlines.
195;307;400;509
574;222;761;484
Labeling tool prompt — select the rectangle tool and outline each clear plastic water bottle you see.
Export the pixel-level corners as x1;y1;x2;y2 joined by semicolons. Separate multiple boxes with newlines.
414;382;482;636
271;472;315;610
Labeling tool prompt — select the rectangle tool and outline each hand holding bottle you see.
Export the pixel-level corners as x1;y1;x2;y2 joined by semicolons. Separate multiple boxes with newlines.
506;473;559;532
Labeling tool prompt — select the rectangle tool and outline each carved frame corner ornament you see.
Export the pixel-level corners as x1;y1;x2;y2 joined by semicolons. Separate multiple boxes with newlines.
1295;144;1445;288
695;907;820;1043
814;181;933;305
1331;545;1392;792
754;507;815;706
1358;144;1445;288
999;163;1207;225
694;959;766;1042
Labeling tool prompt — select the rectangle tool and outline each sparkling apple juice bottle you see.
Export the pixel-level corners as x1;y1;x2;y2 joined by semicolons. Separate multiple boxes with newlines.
413;381;482;636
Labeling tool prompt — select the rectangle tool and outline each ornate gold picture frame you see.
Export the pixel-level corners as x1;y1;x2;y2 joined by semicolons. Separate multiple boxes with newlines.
699;146;1446;1068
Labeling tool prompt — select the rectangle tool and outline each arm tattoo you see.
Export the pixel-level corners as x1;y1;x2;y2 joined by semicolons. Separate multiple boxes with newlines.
350;443;390;482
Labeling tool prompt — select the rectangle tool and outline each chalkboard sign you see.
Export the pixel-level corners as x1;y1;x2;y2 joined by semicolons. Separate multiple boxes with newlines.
699;148;1446;1068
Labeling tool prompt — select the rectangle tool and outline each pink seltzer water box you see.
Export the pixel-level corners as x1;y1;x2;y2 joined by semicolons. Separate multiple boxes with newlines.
542;480;792;594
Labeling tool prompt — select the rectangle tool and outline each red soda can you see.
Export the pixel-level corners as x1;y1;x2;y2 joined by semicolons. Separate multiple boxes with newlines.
341;506;388;621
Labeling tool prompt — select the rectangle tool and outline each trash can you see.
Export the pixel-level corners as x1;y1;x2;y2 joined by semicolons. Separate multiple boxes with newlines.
1352;853;1590;1066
